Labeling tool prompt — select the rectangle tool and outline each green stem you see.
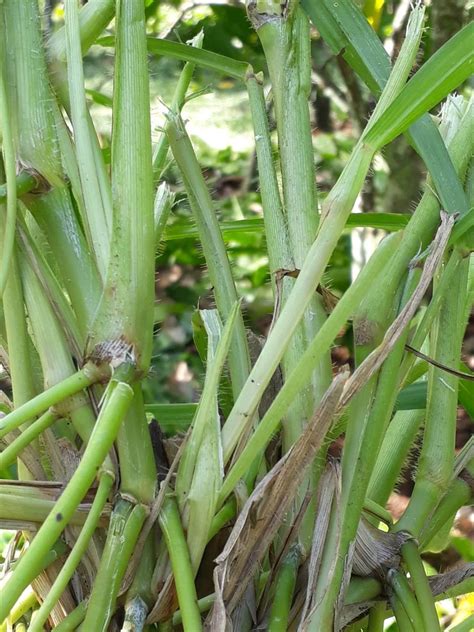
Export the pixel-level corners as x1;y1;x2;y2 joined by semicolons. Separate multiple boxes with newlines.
153;31;203;181
26;187;103;333
0;172;37;202
268;546;301;632
159;496;203;632
53;601;87;632
0;249;36;407
367;409;424;506
83;498;149;632
400;539;440;631
0;365;103;439
49;0;115;61
208;498;236;542
419;470;472;550
166;115;251;397
3;0;63;186
389;592;415;632
244;73;290;275
388;569;424;631
0;585;36;629
116;385;157;504
0;381;133;622
218;231;400;502
172;593;215;626
154;183;174;247
252;5;332;450
255;5;319;258
0;36;17;297
91;0;155;372
0;486;106;527
399;248;462;385
28;472;114;632
221;139;373;461
366;602;386;632
64;0;111;278
0;411;57;470
396;257;469;536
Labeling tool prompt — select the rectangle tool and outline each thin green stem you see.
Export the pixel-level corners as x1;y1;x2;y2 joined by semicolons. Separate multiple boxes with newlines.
0;411;56;470
3;0;63;186
64;0;110;278
153;31;203;181
0;486;105;527
166;115;251;397
218;232;400;502
15;214;83;355
208;499;236;542
0;586;36;629
389;592;415;632
26;188;102;333
0;381;133;622
396;257;469;536
0;172;37;202
244;73;290;274
0;365;104;439
0;248;36;408
367;409;424;506
388;569;424;631
154;183;174;248
0;45;17;297
400;539;440;631
367;602;386;632
49;0;115;61
82;499;149;632
28;472;114;632
419;471;472;550
399;248;462;385
116;385;157;503
268;546;301;632
221;139;373;461
172;593;215;626
159;496;203;632
102;36;249;81
53;601;87;632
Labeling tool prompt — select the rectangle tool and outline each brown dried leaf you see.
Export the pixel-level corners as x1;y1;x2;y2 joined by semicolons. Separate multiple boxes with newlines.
211;370;348;620
299;461;340;629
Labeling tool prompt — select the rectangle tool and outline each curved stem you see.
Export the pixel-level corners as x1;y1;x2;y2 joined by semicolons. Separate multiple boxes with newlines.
52;601;87;632
159;496;202;631
28;473;114;632
0;411;57;470
0;381;133;623
0;365;105;440
388;569;424;631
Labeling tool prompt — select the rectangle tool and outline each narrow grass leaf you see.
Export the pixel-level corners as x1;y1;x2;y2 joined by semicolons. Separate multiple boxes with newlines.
364;22;474;150
176;303;239;510
164;213;409;242
99;35;249;80
303;0;469;216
